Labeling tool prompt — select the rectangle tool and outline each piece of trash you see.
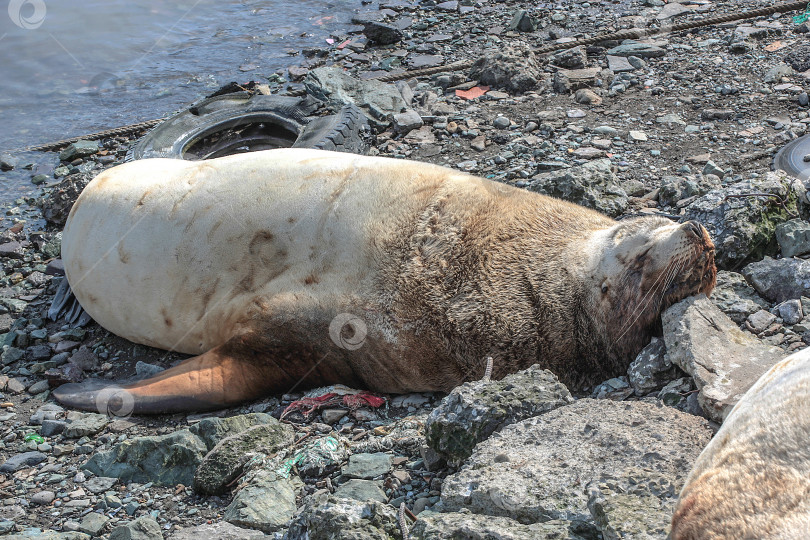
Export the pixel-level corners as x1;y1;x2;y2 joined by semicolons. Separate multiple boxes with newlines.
794;2;810;24
764;40;789;52
337;39;352;49
24;433;45;444
282;391;386;420
455;85;490;100
276;435;346;478
326;38;335;45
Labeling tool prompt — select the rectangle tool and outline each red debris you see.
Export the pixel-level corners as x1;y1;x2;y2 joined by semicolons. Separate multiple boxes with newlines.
281;391;386;420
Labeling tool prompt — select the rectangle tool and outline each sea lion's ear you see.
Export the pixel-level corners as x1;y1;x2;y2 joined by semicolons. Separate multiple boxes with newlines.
52;345;273;414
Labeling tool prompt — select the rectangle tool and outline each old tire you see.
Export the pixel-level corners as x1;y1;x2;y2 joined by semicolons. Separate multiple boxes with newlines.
127;92;370;161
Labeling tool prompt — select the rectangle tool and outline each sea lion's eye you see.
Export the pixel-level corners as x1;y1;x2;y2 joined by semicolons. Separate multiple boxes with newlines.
601;281;609;294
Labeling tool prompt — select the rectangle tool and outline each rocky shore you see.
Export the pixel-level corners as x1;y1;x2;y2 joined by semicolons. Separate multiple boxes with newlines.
2;0;810;538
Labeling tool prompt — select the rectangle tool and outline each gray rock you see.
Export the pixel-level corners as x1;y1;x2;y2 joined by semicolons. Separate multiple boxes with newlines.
392;109;423;134
662;295;786;422
469;42;543;93
194;421;294;495
411;511;592;539
108;515;163;540
742;256;810;303
85;413;277;486
83;429;207;486
134;361;163;378
492;116;511;129
64;413;109;438
605;42;666;58
362;21;403;45
775;299;803;325
223;471;297;534
284;494;400;540
304;67;406;128
764;63;793;84
574;88;602;106
681;172;801;269
3;533;90;540
658;175;720;208
656;2;692;19
627;337;681;395
587;480;672;540
709;270;768;324
341;452;392;479
0;451;47;472
551;46;587;69
776;218;810;258
553;68;602;93
32;490;56;505
439;399;711;528
426;365;572;463
528;159;629;217
509;9;537;32
333;479;387;503
607;55;634;73
0;153;18;171
84;476;118;494
171;522;270;540
79;512;110;536
702;160;725;177
409;55;444;69
747;309;777;333
189;413;280;450
59;140;99;161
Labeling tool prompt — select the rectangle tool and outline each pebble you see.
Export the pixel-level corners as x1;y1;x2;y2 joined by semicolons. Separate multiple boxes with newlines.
492;116;510;129
31;491;56;505
629;130;648;142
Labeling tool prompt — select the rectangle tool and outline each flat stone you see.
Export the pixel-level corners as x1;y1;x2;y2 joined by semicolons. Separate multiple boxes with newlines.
334;479;387;503
663;295;786;423
409;54;444;69
342;452;392;479
59;140;99;161
84;476;118;494
392;108;423;134
775;299;803;325
79;512;110;536
64;413;109;438
606;42;666;58
629;130;648;141
109;515;163;540
223;471;297;534
362;21;403;45
0;451;47;472
412;512;588;539
607;55;635;72
747;309;777;333
170;522;270;540
440;399;711;530
656;2;692;20
0;241;25;259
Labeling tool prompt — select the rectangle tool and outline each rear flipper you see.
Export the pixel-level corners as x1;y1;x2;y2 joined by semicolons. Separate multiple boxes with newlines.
52;344;278;415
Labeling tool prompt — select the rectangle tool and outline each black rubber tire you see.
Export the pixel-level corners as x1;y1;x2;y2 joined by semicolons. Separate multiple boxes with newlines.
127;92;370;161
774;133;810;180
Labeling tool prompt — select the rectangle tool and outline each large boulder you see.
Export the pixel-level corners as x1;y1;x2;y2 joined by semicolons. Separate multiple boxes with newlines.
83;414;279;486
662;295;786;422
223;471;298;534
709;270;769;324
425;365;572;463
741;256;810;304
468;42;544;93
439;399;712;537
527;159;628;217
194;421;294;495
284;494;401;540
411;511;594;539
680;172;802;269
304;67;406;128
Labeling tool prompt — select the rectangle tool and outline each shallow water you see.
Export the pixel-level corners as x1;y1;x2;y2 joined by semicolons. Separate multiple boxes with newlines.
0;0;361;199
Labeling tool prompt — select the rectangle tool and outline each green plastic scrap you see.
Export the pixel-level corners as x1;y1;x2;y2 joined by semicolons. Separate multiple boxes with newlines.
794;3;810;24
276;435;340;478
24;433;45;444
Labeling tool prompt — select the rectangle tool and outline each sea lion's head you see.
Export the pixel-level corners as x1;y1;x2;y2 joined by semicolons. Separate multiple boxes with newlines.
583;216;716;369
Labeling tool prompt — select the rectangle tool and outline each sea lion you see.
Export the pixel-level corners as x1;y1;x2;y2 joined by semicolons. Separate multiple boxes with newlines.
671;348;810;539
53;148;716;414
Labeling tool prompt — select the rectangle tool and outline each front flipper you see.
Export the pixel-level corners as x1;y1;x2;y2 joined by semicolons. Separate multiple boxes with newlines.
52;345;278;414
